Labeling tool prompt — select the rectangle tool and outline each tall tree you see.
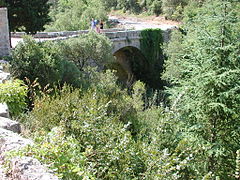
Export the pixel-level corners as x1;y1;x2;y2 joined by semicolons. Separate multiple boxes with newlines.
164;0;240;178
4;0;50;34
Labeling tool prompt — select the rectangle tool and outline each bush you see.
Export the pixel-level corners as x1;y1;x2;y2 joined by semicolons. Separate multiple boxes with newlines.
45;0;108;31
151;0;162;16
162;0;188;20
10;36;82;88
60;32;114;71
10;36;63;87
0;79;27;117
19;77;146;179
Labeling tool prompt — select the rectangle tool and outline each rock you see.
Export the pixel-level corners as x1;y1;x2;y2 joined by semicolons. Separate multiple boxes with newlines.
0;128;59;180
0;60;8;64
0;164;7;180
9;157;59;180
0;128;32;154
0;72;10;82
0;103;9;118
0;117;21;133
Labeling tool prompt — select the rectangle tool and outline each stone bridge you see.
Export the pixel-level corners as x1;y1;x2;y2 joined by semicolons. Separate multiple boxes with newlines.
0;7;173;85
0;8;172;57
9;28;171;54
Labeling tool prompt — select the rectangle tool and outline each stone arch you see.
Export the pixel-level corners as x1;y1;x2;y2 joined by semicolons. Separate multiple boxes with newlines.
111;38;141;54
112;46;148;87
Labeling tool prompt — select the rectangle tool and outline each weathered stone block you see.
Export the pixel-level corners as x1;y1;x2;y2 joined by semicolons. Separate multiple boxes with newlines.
0;117;21;133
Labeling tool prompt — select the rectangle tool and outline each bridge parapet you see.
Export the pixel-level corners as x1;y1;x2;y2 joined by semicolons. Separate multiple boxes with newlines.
10;29;128;38
103;30;141;39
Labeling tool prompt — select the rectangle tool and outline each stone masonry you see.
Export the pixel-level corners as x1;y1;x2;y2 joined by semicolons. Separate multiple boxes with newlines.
0;8;10;57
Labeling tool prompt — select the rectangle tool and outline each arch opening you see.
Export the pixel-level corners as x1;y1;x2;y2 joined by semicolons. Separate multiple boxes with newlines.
112;46;149;87
112;45;166;90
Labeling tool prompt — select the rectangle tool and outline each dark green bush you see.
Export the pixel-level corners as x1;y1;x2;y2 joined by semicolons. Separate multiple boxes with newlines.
60;32;114;71
10;36;82;88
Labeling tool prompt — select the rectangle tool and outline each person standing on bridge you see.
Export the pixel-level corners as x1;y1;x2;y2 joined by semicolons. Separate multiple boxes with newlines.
100;20;104;32
95;19;100;33
90;18;96;31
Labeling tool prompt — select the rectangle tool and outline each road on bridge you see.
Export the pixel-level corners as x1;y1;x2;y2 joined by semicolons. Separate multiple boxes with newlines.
11;15;178;48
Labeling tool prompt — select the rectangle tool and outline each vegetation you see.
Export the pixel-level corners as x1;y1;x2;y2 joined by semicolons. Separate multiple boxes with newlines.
44;0;206;31
0;80;27;117
45;0;108;31
139;28;165;89
60;32;113;71
3;0;240;179
163;0;240;178
1;0;50;33
10;36;81;88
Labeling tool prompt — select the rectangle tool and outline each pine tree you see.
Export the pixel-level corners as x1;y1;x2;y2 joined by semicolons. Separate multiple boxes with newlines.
164;0;240;178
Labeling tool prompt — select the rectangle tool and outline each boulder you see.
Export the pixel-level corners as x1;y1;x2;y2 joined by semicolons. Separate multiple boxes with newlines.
9;157;59;180
0;103;9;118
0;117;21;133
0;128;59;180
0;128;32;154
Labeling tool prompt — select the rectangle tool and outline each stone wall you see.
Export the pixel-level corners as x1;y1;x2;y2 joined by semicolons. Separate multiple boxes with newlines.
0;8;10;57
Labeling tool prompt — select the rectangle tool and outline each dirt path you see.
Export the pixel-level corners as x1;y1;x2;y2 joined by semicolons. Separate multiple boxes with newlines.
108;14;180;30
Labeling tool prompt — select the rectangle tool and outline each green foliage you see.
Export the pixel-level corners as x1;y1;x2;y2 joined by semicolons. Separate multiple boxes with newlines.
0;80;27;117
45;0;108;31
116;0;141;13
19;70;148;179
163;0;240;178
151;0;162;16
10;36;81;88
139;28;165;89
162;0;188;21
4;0;50;33
162;29;185;82
60;32;114;71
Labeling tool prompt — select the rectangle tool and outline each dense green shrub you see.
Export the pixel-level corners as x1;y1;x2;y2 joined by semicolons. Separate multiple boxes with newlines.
162;0;188;20
138;28;165;89
45;0;108;31
19;71;148;178
151;0;162;16
20;70;133;132
60;32;114;71
0;80;27;117
10;36;82;88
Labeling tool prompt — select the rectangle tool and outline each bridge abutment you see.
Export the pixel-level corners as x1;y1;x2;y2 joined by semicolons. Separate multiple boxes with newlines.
0;8;10;57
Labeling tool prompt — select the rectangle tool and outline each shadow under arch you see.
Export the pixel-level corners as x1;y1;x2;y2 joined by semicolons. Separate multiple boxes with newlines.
112;46;150;88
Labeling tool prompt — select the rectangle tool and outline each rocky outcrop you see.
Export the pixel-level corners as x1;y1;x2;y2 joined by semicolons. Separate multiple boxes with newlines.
0;117;21;133
8;156;59;180
0;127;59;180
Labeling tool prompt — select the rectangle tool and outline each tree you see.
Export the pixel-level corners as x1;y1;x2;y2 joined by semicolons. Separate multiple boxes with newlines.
45;0;108;31
4;0;50;33
163;0;240;178
10;36;81;88
60;32;114;71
